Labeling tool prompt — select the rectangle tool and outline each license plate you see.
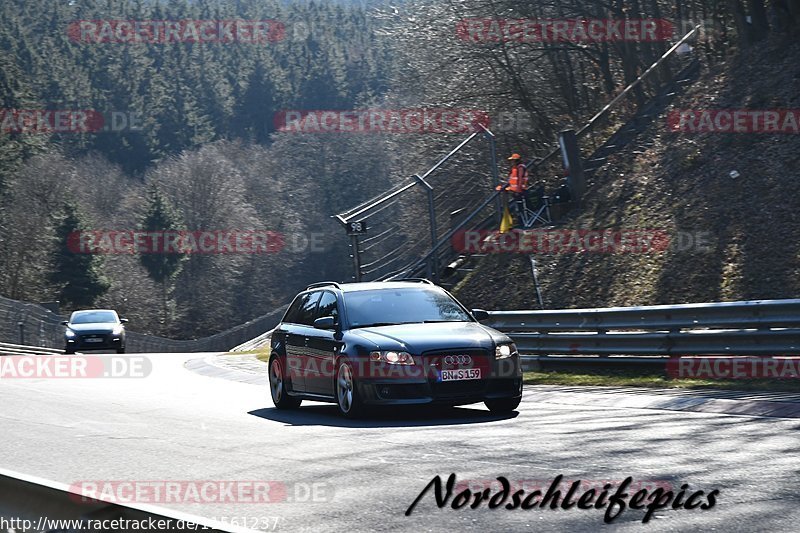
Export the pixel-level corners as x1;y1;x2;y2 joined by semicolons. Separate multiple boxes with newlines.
85;338;103;343
440;368;481;381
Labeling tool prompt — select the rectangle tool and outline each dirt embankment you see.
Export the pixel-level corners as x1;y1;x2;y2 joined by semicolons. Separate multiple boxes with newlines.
455;37;800;311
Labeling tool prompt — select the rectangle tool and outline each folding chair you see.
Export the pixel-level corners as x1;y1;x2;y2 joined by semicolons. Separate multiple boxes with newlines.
511;193;551;229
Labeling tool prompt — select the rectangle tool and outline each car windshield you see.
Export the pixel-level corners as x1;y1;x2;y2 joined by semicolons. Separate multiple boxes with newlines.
70;311;118;324
344;288;471;328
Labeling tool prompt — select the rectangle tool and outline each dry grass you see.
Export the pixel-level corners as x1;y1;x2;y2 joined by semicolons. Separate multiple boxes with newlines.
524;371;800;392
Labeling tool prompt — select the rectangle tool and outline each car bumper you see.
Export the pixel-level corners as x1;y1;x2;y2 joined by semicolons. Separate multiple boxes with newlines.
358;378;523;406
66;335;124;351
356;357;523;406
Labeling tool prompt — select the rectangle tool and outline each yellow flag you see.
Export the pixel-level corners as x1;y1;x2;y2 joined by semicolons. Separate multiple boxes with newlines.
499;204;513;234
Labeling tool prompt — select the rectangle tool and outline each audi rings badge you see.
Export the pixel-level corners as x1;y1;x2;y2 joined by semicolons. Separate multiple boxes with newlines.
443;355;472;366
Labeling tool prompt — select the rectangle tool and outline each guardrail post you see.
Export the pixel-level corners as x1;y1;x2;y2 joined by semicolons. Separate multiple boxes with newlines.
350;234;362;282
18;322;25;345
484;127;502;224
414;174;439;284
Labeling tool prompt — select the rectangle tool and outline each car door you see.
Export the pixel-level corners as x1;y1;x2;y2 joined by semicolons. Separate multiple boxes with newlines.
304;291;343;396
280;291;321;393
291;290;323;394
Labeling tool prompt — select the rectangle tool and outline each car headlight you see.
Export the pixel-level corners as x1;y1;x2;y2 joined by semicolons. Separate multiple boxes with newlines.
112;324;124;335
495;343;517;360
369;351;415;365
65;329;76;338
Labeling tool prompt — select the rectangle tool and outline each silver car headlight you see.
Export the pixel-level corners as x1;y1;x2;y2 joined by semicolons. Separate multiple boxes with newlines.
495;343;517;360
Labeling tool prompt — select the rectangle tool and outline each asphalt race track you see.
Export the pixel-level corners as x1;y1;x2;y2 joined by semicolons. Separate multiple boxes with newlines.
1;353;799;532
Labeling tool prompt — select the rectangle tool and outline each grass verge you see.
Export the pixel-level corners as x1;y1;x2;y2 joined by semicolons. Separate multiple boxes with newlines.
523;371;800;392
224;349;270;363
222;354;800;392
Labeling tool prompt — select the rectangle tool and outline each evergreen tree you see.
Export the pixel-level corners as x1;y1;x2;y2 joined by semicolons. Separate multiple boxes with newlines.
233;61;277;143
139;186;184;326
48;202;109;308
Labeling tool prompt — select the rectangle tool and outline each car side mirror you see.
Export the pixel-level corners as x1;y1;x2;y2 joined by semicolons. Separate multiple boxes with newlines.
471;309;490;321
60;321;68;326
313;316;336;330
120;318;129;323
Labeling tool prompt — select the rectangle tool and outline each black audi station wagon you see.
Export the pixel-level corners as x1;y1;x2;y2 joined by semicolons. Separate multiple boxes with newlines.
268;280;522;418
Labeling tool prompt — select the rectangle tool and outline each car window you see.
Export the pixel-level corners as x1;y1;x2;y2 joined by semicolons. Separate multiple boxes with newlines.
316;291;339;323
295;291;322;326
283;294;309;324
344;288;471;327
70;310;118;324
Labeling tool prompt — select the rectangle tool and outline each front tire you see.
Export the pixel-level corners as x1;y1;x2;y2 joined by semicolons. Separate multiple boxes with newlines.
335;360;365;418
485;396;521;413
269;355;301;409
116;347;126;354
65;346;75;355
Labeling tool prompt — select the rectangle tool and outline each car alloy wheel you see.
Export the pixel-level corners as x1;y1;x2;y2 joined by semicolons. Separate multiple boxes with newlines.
271;358;284;402
337;362;353;412
336;361;364;418
269;355;301;409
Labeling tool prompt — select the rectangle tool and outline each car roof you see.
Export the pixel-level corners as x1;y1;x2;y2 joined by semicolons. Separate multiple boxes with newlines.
307;282;442;293
71;309;117;315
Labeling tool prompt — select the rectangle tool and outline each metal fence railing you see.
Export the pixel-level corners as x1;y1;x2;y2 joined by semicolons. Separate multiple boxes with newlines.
575;25;701;159
335;126;501;283
482;299;800;366
0;293;286;354
0;342;64;356
333;26;704;286
0;295;65;349
517;25;703;188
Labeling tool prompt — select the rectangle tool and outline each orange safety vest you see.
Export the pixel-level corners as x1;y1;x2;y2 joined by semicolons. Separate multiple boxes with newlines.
507;163;528;193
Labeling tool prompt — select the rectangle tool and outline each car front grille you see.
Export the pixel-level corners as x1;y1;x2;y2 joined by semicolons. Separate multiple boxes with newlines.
79;333;109;345
422;348;491;400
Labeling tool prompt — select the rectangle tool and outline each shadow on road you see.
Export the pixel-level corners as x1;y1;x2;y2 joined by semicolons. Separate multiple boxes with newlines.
248;404;518;428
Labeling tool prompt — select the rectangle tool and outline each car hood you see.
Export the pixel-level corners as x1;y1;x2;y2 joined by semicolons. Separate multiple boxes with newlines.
348;322;508;353
68;322;119;333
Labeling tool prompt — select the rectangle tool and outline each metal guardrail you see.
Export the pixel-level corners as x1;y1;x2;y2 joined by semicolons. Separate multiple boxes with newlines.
229;328;274;352
0;293;287;354
0;342;63;356
484;299;800;358
123;305;287;353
